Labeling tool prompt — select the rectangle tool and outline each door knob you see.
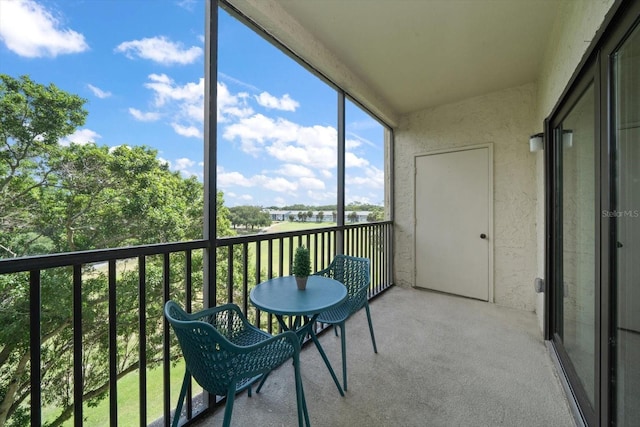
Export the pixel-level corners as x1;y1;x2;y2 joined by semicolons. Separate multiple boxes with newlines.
480;233;487;239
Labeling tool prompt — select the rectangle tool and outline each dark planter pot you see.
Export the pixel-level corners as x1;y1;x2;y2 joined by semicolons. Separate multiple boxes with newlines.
295;276;308;290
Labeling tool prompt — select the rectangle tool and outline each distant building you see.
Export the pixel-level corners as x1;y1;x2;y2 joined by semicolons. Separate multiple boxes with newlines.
264;209;371;223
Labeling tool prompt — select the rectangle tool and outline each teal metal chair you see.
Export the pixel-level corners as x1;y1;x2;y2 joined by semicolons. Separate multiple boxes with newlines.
164;301;310;427
314;255;378;391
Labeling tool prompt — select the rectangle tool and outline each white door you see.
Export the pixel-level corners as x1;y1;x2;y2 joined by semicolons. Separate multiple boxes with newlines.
414;146;492;301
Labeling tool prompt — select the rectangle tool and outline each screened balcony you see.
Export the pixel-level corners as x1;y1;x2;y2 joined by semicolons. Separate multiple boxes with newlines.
1;0;627;425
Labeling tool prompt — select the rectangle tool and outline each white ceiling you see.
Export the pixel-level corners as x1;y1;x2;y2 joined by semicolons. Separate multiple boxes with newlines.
230;0;562;122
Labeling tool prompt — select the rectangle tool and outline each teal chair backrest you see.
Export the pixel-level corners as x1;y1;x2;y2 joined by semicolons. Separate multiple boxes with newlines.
316;255;370;314
165;301;292;397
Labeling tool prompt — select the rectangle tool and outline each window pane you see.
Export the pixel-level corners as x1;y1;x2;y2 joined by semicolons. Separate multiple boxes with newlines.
345;99;387;224
216;8;337;237
558;83;596;407
613;21;640;427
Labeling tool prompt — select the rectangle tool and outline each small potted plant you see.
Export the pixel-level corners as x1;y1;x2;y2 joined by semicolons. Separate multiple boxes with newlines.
293;245;311;290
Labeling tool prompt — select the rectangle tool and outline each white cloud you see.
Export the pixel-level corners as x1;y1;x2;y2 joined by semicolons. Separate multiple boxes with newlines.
306;190;336;202
261;176;297;193
0;0;88;58
273;197;286;207
346;152;369;168
219;72;260;92
168;157;201;178
223;113;337;169
276;164;314;178
217;170;254;188
60;128;101;146
299;177;325;190
171;123;201;138
87;84;111;99
347;166;384;189
218;82;253;122
320;169;333;179
177;0;197;11
217;84;383;206
115;36;202;65
217;168;298;193
145;73;203;108
132;73;204;139
255;92;299;111
129;108;160;122
239;194;253;201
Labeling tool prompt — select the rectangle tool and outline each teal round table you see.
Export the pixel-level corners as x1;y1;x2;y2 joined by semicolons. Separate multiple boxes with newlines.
250;275;347;316
250;275;347;396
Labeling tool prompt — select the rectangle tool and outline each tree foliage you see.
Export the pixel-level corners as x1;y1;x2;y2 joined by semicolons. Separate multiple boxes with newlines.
0;75;244;426
366;207;384;222
228;205;271;230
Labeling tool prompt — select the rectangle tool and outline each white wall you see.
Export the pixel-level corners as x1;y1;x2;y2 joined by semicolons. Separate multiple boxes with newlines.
394;83;538;311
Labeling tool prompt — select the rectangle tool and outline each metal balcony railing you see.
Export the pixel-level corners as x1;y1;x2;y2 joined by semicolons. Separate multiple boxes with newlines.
0;221;393;426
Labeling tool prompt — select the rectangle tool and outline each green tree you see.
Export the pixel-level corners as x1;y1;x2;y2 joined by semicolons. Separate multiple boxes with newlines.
0;75;244;426
317;211;324;223
348;211;358;223
0;74;87;257
228;205;271;230
367;207;384;222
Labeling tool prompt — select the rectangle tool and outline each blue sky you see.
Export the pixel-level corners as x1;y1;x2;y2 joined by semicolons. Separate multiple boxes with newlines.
0;0;385;208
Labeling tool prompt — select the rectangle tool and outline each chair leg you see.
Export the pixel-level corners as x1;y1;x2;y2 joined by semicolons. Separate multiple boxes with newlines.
293;354;311;427
222;386;236;427
340;323;347;391
309;328;344;396
256;371;271;393
365;303;378;353
172;371;190;427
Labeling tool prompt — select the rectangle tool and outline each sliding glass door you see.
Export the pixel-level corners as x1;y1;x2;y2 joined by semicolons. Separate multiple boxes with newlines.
551;76;597;423
547;3;640;425
612;20;640;427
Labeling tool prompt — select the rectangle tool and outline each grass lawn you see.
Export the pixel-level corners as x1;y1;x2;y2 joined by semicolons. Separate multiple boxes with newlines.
252;221;336;274
43;359;199;426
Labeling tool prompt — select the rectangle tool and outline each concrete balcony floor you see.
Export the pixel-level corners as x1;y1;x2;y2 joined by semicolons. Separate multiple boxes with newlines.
194;286;575;427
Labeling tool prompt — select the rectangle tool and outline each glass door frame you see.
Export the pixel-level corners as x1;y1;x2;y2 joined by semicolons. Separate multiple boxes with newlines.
547;61;600;426
544;1;640;425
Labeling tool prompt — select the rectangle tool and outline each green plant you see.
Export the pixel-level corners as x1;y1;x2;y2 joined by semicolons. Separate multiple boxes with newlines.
292;246;311;277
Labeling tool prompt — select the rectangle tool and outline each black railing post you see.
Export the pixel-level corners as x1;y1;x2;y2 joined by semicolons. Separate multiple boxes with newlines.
139;256;148;427
162;254;171;427
73;265;83;427
30;270;42;427
108;260;118;426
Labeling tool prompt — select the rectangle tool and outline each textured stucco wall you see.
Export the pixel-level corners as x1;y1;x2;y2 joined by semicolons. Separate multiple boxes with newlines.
533;0;615;331
394;83;537;311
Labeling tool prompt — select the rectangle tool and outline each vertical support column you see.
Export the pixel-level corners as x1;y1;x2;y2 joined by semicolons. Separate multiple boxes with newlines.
202;0;218;414
337;91;345;255
203;0;218;310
